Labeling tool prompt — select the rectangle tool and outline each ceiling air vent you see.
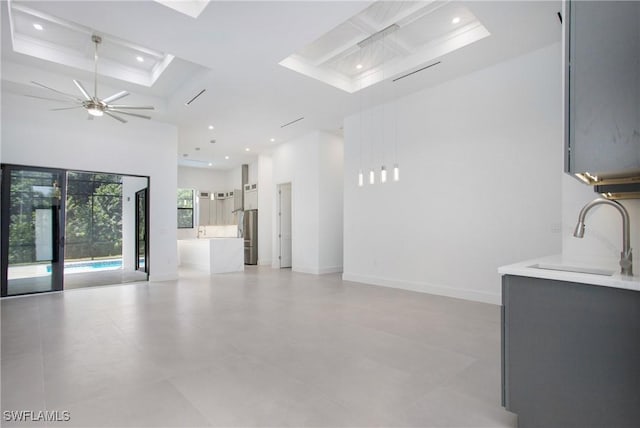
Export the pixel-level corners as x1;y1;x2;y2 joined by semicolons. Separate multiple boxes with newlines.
280;117;305;128
184;89;206;106
392;61;441;82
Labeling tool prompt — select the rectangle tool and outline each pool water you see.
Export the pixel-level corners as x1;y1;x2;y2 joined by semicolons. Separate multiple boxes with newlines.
47;259;123;274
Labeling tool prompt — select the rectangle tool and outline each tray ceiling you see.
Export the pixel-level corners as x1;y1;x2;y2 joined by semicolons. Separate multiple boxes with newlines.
279;0;490;93
8;0;175;87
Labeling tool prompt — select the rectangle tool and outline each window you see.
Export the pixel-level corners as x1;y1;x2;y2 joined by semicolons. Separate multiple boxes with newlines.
177;188;194;228
66;172;123;260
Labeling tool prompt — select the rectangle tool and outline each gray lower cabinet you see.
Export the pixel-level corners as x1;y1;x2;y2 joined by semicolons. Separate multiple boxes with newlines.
502;275;640;428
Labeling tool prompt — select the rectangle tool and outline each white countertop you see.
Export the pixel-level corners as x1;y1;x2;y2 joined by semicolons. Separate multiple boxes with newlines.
498;255;640;293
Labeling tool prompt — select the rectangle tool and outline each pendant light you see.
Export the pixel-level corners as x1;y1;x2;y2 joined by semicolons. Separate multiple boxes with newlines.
392;49;400;182
380;33;388;185
357;45;365;188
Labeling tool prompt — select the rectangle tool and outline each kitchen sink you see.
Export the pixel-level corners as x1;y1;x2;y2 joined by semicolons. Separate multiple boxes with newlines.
528;263;615;277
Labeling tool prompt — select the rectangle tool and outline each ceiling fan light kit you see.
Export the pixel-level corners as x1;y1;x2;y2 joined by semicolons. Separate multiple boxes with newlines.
30;34;154;123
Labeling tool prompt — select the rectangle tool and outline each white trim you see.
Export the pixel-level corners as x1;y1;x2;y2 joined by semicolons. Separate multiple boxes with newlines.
292;266;317;274
317;265;343;274
294;265;343;275
341;272;500;305
149;273;179;282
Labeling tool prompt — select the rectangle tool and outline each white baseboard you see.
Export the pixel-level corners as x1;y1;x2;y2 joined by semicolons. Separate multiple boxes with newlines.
149;272;179;282
293;265;343;275
258;259;272;266
341;272;500;305
317;265;343;274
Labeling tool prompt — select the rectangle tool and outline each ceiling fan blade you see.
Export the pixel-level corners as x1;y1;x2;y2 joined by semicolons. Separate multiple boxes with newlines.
31;81;82;102
107;109;151;120
73;80;92;101
102;91;129;104
50;106;84;111
24;94;77;104
104;111;127;123
106;105;155;110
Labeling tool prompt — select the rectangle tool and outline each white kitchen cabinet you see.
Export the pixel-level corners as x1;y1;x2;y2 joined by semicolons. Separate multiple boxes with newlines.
244;183;258;210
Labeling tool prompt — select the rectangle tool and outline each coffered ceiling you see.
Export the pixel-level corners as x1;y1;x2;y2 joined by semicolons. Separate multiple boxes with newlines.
280;1;489;93
1;1;562;170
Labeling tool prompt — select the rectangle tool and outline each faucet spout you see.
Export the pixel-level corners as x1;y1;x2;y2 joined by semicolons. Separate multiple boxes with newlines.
573;198;632;276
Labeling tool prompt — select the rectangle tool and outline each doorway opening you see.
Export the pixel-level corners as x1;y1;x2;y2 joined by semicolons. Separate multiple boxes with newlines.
1;164;149;297
277;182;292;269
63;172;148;289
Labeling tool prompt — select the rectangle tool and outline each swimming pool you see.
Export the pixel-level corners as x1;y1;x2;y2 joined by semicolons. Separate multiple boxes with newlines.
46;259;123;274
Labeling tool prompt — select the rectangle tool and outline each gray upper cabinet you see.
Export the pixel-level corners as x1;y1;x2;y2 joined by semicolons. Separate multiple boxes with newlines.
565;1;640;184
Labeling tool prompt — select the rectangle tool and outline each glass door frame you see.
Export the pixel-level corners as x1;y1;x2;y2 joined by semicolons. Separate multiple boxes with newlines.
135;188;149;274
1;164;67;297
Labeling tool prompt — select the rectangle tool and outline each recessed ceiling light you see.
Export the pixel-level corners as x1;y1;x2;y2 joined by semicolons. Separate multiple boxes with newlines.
452;17;461;24
136;56;144;63
356;64;363;70
195;147;200;151
270;138;275;142
245;148;250;152
182;153;188;157
208;125;214;130
208;162;213;166
224;156;229;160
33;23;43;31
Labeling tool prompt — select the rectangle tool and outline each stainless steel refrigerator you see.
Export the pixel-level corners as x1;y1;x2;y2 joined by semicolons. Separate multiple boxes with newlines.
243;209;258;265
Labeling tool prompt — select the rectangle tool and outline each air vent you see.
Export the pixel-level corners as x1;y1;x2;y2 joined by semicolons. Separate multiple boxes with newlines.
185;89;206;106
392;61;441;82
281;117;304;128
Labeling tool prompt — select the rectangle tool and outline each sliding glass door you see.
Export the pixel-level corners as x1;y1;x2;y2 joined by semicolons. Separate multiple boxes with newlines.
1;165;66;296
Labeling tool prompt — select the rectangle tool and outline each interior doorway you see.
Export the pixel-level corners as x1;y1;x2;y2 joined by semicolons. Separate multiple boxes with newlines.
63;172;148;290
277;182;292;268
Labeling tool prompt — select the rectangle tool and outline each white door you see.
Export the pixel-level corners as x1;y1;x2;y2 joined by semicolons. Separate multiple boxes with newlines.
278;183;292;268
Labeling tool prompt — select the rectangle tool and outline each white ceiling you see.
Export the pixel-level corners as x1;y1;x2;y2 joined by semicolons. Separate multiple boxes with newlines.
280;1;490;93
1;1;562;171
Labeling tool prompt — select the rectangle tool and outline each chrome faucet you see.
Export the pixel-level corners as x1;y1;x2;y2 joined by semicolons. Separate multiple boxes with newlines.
573;198;633;276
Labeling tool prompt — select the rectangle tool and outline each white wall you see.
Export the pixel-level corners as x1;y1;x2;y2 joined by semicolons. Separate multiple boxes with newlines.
271;130;344;274
257;154;273;265
177;166;228;192
2;92;179;282
318;132;344;273
122;176;148;271
343;43;564;304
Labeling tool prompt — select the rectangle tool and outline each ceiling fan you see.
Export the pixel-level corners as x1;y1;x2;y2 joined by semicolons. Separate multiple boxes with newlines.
28;35;154;123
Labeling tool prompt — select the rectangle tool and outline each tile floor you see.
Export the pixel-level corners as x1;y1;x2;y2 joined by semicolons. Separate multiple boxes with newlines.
1;267;516;427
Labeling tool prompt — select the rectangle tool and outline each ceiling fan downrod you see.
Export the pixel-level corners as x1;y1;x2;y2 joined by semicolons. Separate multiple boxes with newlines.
91;34;101;100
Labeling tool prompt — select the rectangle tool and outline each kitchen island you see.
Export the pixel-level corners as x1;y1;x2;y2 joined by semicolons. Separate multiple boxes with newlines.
177;237;244;274
499;256;640;428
